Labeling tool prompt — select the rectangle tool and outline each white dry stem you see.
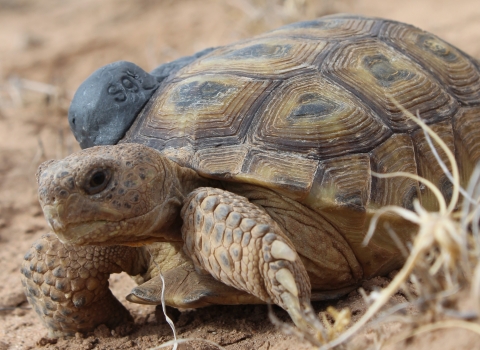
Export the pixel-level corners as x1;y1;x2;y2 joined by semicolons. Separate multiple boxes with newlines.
147;247;178;350
7;79;23;106
461;164;480;251
7;77;61;107
150;338;227;350
420;114;476;205
321;220;447;349
158;272;178;350
146;248;226;350
403;113;460;214
472;264;480;313
319;99;473;349
385;223;410;258
468;164;480;310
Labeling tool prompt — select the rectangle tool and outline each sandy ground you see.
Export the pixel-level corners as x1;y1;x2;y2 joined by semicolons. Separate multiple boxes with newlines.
1;0;480;349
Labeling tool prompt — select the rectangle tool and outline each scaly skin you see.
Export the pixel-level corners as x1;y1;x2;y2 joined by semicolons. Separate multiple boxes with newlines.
25;143;342;336
36;143;205;246
21;233;146;338
22;234;266;337
182;187;313;328
127;240;264;308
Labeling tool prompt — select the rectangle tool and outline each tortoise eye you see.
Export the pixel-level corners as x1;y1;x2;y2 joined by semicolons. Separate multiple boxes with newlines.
84;169;112;195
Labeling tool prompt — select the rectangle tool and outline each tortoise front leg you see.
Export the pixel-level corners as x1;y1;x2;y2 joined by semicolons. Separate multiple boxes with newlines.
21;233;147;338
181;187;313;329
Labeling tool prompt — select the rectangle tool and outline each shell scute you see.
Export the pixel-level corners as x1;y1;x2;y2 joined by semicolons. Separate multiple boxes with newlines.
322;39;458;132
236;148;318;199
193;145;248;179
379;21;480;105
135;74;275;150
175;37;329;79
249;72;391;158
411;120;455;210
305;153;371;212
453;107;480;184
368;133;419;210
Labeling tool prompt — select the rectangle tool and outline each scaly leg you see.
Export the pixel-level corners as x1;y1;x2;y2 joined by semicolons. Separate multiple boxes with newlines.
21;233;147;338
126;241;264;308
127;263;264;308
181;187;313;329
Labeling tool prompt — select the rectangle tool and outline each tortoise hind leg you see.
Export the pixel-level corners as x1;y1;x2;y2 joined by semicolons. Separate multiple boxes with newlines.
181;187;313;330
127;262;264;308
21;233;147;338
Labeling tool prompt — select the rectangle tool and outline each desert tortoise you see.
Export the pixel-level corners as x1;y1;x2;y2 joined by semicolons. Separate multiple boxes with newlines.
22;14;480;337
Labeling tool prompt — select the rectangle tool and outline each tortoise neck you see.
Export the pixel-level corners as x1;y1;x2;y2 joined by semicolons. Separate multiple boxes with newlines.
163;157;210;198
141;157;208;243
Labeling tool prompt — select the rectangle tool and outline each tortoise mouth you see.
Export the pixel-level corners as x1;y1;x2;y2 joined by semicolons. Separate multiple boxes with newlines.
47;217;173;246
51;220;113;245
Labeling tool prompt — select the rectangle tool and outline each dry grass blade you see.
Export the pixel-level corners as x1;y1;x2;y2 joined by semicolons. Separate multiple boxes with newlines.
147;248;178;350
461;165;480;252
420;112;476;205
146;247;226;350
10;77;59;96
320;306;352;343
150;338;227;350
267;302;353;347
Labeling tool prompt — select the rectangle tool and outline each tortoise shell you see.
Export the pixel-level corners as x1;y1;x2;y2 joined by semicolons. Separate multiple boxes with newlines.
118;14;480;276
122;14;480;198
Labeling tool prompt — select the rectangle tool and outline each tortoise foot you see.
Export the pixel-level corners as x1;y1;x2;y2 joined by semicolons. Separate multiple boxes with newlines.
21;233;140;337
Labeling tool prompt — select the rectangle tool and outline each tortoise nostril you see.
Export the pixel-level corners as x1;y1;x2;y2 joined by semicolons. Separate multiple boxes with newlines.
84;169;112;195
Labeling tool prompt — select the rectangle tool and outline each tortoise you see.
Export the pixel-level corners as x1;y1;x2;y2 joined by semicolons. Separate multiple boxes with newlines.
21;14;480;337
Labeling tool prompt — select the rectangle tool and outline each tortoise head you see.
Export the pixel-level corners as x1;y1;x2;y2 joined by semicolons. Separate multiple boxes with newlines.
68;61;162;149
36;143;185;246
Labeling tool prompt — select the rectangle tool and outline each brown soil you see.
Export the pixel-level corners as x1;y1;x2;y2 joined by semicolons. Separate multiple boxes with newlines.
1;0;480;349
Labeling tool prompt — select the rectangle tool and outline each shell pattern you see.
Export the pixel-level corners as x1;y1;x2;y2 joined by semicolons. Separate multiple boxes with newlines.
121;14;480;276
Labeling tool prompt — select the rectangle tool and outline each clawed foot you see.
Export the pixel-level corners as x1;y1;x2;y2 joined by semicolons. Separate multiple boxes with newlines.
21;234;142;337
